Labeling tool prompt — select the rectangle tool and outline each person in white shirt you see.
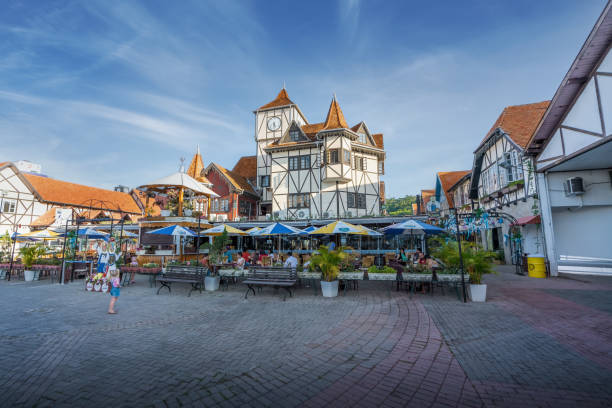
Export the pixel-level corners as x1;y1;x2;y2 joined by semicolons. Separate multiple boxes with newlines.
284;253;298;269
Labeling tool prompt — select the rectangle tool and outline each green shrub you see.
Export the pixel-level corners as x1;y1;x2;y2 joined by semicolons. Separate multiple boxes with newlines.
367;265;396;274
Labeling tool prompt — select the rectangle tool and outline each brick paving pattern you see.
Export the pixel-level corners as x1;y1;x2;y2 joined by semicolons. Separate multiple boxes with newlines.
0;266;611;407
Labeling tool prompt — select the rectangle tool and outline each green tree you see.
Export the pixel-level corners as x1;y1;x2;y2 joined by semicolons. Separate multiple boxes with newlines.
385;195;416;216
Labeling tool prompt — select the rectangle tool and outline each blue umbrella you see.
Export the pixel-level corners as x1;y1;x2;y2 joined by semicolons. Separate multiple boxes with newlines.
381;220;444;235
146;225;197;236
254;222;303;236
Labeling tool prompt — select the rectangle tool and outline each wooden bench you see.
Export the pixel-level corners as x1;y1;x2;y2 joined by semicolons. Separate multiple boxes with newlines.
156;265;206;297
243;267;297;301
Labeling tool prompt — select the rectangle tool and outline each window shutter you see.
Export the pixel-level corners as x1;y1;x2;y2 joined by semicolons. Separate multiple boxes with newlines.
362;158;367;171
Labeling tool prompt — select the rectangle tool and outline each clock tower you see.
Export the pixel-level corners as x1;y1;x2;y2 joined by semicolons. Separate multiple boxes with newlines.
254;88;308;215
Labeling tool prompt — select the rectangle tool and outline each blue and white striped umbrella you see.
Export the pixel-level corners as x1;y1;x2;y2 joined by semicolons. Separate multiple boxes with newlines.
381;220;444;235
254;222;303;236
146;225;197;237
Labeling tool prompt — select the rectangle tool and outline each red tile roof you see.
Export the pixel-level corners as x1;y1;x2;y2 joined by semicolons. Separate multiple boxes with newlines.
301;122;325;140
232;155;257;181
323;97;349;130
258;88;295;110
214;163;257;195
421;189;434;210
480;101;550;150
30;207;57;227
372;133;384;149
23;173;142;214
438;171;470;207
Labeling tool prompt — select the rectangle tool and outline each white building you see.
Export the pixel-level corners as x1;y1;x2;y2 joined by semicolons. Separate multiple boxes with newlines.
0;161;143;237
527;4;612;276
469;102;549;263
253;89;386;220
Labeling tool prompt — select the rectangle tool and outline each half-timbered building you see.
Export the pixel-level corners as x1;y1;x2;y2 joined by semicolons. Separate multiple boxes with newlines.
0;161;143;236
434;171;471;218
204;162;258;222
447;172;473;215
527;3;612;276
469;101;549;262
253;89;386;220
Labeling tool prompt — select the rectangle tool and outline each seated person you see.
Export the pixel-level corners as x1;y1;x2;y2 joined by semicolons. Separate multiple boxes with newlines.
414;248;423;263
283;252;298;269
418;252;427;265
235;256;246;269
425;255;439;269
200;254;209;267
130;256;139;267
224;246;233;263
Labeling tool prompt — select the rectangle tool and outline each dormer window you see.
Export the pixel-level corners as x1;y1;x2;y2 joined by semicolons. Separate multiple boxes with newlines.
290;129;300;141
359;132;367;144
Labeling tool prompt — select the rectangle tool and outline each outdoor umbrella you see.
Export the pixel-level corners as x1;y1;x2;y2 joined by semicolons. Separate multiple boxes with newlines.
202;224;247;236
146;225;197;258
146;225;197;236
254;222;303;254
308;220;366;235
19;229;61;240
381;220;444;235
245;227;262;235
61;228;110;240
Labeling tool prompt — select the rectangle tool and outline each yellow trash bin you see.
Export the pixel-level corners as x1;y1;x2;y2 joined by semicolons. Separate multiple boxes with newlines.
527;254;546;278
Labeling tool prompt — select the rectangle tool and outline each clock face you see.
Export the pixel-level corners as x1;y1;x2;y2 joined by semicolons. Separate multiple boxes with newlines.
267;117;281;131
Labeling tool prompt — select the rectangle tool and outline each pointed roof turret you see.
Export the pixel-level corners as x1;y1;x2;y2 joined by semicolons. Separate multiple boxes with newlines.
187;146;212;185
323;95;348;130
258;88;295;110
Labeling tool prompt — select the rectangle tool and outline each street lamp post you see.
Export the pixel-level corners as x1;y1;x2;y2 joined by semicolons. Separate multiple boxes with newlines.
453;208;467;303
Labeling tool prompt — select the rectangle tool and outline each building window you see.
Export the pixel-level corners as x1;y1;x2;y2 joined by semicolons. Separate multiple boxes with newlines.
1;199;16;213
347;193;366;209
300;155;310;169
288;193;310;209
343;150;351;164
359;133;367;144
290;129;300;141
378;160;384;175
354;157;367;171
289;156;299;170
239;200;251;216
260;175;270;187
328;149;340;164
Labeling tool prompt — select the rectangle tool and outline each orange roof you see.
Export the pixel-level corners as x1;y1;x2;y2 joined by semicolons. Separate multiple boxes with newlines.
258;88;295;110
421;189;434;209
323;97;348;130
133;189;161;217
438;171;470;207
23;173;142;214
372;133;384;149
232;156;257;181
30;207;57;227
480;101;550;150
301;122;325;139
213;163;257;195
186;146;211;184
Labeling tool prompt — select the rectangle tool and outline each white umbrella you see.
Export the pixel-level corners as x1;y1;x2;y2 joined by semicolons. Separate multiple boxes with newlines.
139;172;218;197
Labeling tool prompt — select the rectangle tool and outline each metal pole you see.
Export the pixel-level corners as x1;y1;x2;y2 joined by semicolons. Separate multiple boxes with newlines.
454;208;467;303
196;216;200;267
8;232;17;281
60;219;69;284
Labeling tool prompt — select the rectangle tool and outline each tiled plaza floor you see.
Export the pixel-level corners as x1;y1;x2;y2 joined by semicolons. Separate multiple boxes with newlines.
0;266;611;407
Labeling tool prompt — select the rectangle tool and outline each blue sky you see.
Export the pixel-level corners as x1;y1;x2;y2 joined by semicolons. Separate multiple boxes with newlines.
0;0;607;197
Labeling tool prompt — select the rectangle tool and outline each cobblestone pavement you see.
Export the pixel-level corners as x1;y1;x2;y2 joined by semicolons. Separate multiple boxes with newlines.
0;267;611;407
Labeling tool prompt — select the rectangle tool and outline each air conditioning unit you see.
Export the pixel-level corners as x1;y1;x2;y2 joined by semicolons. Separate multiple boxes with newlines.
323;212;329;218
265;213;272;220
297;210;307;219
564;177;585;196
345;211;353;218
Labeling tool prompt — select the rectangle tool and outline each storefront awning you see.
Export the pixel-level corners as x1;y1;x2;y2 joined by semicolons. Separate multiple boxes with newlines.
511;215;541;226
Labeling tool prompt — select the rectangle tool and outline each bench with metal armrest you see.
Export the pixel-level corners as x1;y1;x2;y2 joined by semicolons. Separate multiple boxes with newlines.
155;265;206;297
243;267;297;301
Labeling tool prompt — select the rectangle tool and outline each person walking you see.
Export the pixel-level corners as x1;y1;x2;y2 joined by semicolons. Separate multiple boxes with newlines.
108;268;120;314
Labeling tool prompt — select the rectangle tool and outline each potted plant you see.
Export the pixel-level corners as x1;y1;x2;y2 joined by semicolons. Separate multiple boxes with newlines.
432;239;495;302
310;245;345;297
19;244;47;281
205;229;228;291
367;265;397;280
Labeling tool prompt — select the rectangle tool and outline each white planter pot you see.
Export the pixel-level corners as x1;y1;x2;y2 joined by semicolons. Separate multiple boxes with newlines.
160;210;171;216
321;280;339;298
183;209;193;216
24;270;35;282
469;284;487;302
205;276;220;291
136;250;146;255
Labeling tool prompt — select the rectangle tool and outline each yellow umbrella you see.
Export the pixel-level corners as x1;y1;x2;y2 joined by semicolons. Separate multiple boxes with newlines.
202;224;247;236
20;229;61;240
308;220;367;235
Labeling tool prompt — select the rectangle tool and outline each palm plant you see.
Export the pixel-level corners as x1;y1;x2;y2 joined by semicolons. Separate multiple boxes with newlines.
309;245;346;282
19;244;47;269
431;239;495;284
